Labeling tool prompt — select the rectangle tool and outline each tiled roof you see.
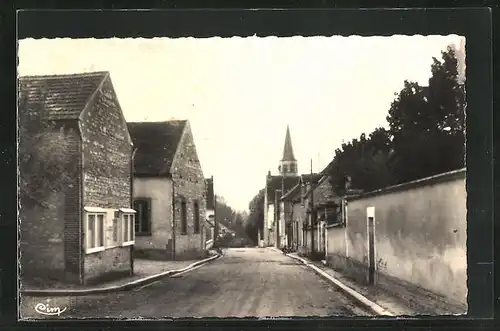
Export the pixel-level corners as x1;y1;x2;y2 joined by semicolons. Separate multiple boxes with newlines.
128;120;187;176
266;175;300;203
18;71;109;120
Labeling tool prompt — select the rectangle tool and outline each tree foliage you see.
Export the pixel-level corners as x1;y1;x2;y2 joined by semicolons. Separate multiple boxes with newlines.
327;46;465;192
18;89;76;210
386;46;465;184
215;195;247;239
244;189;265;243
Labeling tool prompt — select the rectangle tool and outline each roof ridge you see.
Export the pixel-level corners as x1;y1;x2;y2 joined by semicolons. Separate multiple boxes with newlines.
19;71;110;80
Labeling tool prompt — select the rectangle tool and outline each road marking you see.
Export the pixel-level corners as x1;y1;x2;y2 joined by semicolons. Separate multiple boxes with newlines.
134;280;161;291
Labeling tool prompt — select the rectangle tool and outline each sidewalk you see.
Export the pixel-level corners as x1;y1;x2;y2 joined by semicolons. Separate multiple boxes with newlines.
284;250;467;316
21;251;221;296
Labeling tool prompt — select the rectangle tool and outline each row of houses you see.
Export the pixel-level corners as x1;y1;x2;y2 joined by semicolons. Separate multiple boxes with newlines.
262;126;467;309
18;71;217;285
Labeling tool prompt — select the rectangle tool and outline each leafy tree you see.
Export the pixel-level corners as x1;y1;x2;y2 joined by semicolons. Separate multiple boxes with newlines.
327;128;393;195
215;196;249;242
328;46;465;193
386;46;465;184
245;189;265;243
18;88;76;210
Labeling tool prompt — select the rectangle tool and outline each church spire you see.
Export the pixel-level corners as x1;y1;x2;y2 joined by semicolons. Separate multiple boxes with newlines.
282;125;296;161
278;125;298;177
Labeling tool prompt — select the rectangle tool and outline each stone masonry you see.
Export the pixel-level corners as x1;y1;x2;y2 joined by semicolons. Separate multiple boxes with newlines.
170;122;207;260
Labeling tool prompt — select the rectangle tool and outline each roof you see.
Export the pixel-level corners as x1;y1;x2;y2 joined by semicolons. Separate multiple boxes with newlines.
300;173;325;198
266;175;300;203
205;177;215;210
280;183;301;201
300;173;323;185
281;125;296;161
18;71;109;120
128;120;187;176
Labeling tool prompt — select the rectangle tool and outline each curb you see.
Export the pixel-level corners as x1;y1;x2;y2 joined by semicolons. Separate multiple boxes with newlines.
285;253;394;316
22;253;222;297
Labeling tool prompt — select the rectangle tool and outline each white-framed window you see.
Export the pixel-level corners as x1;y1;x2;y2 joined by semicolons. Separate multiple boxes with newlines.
84;206;107;254
120;208;136;246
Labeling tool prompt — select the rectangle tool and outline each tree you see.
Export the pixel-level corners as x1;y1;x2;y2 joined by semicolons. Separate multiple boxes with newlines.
386;46;465;184
18;88;76;210
327;127;393;195
215;196;248;241
245;189;265;243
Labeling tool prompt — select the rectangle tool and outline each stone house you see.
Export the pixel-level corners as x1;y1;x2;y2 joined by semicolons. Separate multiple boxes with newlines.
19;72;136;285
127;120;207;260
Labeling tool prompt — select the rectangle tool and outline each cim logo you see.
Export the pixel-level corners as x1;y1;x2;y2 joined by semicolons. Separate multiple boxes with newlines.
34;302;67;316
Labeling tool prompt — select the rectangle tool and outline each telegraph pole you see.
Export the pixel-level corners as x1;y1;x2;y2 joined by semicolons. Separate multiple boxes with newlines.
280;174;285;248
310;158;315;255
214;192;219;247
275;189;281;249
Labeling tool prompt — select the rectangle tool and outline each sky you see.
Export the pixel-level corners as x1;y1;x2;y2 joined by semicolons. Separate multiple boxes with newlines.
18;35;464;212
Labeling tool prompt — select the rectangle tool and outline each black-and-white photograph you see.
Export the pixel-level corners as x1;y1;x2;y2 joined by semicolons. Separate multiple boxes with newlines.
17;34;467;319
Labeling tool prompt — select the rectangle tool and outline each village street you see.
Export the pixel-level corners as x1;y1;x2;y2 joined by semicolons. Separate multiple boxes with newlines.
21;248;372;319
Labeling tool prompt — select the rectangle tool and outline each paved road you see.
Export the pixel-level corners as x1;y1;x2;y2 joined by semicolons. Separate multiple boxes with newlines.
20;248;372;319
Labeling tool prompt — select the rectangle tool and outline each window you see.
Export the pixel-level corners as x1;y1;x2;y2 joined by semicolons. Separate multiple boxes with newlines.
193;201;200;234
290;164;295;172
283;164;288;173
133;198;151;235
180;199;187;234
121;210;135;246
86;212;105;254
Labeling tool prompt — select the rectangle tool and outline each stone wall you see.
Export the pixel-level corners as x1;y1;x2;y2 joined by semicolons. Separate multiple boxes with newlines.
80;76;133;281
326;169;467;306
170;122;207;260
19;125;82;284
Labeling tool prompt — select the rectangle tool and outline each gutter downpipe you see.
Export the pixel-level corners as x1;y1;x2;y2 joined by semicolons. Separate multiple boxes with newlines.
172;176;176;260
130;147;138;276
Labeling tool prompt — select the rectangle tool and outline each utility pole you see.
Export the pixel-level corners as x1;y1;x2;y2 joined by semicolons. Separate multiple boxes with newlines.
310;158;315;256
280;174;285;248
214;192;218;247
275;189;281;249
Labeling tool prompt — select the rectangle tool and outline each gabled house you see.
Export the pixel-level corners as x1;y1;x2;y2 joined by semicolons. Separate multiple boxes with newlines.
127;120;207;260
19;72;136;285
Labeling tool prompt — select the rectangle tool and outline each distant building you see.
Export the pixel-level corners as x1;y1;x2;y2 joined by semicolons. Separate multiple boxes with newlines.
262;126;301;247
127;120;207;260
19;72;135;285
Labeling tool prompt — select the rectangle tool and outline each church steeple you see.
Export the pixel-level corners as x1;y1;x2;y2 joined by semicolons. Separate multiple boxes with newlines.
278;125;298;177
282;125;296;161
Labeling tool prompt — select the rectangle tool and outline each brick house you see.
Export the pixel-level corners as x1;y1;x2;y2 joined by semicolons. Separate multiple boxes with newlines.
19;72;136;285
127;120;207;260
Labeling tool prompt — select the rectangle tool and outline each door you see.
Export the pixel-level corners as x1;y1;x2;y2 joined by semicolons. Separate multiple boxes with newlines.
367;207;376;285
